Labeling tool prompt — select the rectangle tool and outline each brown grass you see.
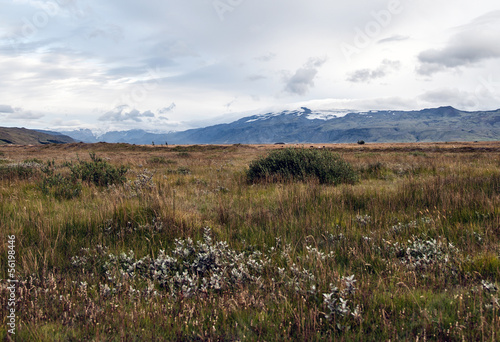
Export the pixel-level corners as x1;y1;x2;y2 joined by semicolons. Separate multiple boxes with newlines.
1;141;499;341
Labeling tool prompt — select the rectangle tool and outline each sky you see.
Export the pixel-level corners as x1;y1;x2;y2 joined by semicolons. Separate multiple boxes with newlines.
0;0;499;133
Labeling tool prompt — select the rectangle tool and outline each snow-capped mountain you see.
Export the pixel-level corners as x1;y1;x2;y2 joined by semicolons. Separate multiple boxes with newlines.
61;106;500;144
244;107;352;123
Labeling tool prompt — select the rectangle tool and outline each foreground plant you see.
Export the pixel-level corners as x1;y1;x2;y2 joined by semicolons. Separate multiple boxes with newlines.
247;148;358;185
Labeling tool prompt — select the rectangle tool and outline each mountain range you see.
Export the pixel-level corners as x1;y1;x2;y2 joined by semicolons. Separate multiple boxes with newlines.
2;106;499;145
60;106;500;144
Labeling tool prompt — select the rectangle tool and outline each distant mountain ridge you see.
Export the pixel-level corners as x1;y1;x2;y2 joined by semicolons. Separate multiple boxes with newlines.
61;106;500;144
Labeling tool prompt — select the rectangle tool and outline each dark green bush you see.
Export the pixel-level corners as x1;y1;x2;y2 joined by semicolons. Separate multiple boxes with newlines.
70;152;128;187
247;148;358;185
40;173;82;200
38;161;81;200
37;153;127;199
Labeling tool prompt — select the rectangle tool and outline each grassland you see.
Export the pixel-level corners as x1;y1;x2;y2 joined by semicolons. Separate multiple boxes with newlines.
1;141;500;341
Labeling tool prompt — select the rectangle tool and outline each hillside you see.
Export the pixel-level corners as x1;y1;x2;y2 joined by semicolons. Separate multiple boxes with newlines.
164;106;500;144
0;127;75;145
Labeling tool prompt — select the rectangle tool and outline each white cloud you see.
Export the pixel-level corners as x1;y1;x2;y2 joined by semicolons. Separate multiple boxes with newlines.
0;104;14;113
347;60;401;83
99;105;155;122
284;58;327;95
419;88;479;108
158;103;176;114
417;11;500;75
0;1;499;131
377;34;409;44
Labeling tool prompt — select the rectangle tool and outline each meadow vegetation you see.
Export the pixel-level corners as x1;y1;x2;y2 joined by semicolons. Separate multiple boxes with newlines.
1;142;500;341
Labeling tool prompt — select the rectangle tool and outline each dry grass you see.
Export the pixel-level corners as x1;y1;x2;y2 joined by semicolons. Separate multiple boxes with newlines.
1;141;500;341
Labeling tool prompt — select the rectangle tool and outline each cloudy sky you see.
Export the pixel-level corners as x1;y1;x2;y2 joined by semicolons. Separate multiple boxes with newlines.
1;0;499;132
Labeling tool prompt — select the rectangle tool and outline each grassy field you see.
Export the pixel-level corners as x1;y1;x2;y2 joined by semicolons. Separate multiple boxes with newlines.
1;141;500;341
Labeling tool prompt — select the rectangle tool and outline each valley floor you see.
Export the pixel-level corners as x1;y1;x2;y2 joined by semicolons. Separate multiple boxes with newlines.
1;141;500;341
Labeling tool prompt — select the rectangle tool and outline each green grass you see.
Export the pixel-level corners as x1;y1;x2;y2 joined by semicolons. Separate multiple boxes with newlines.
1;142;500;341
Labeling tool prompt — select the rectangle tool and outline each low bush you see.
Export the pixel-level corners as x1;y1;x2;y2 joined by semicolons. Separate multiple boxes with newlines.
70;152;128;187
247;148;358;185
0;161;41;180
148;156;176;165
40;173;82;200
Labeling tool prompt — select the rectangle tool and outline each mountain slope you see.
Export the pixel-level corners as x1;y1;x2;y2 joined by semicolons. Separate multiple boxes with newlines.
0;127;75;145
61;106;500;144
164;106;500;144
58;129;99;143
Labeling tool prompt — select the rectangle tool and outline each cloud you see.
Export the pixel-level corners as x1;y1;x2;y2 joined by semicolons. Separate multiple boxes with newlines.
84;23;125;43
1;1;500;131
417;11;500;75
255;53;276;62
247;74;266;81
0;105;14;113
347;60;401;83
225;98;237;110
377;35;409;44
142;110;155;117
0;105;44;120
284;57;327;96
417;41;500;76
419;88;477;108
13;110;45;120
159;103;176;114
418;85;500;111
99;105;156;122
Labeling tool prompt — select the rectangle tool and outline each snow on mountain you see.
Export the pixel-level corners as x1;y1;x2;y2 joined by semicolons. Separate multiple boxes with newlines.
57;106;500;144
245;107;354;123
305;110;352;120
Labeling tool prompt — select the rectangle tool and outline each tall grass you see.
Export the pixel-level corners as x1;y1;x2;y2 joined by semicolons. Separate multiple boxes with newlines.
1;142;500;341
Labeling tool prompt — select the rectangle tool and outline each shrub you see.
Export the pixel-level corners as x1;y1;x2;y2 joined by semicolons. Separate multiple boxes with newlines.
0;161;41;180
40;173;82;200
148;156;176;165
247;148;358;185
79;228;266;298
70;153;128;187
393;236;459;270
